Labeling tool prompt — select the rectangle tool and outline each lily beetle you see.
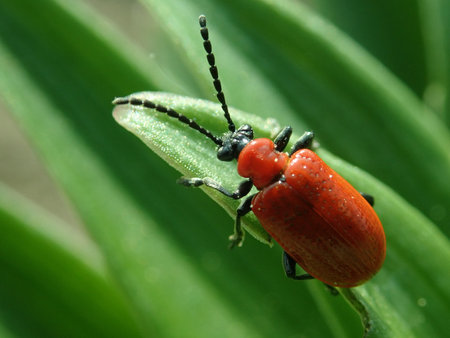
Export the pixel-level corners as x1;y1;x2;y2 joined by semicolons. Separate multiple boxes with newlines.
113;15;386;288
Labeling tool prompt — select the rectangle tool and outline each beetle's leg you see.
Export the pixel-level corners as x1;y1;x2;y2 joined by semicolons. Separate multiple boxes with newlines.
283;252;339;295
360;192;375;207
289;131;315;156
282;251;315;280
229;193;257;249
177;177;253;199
323;284;339;296
178;177;255;248
274;126;293;152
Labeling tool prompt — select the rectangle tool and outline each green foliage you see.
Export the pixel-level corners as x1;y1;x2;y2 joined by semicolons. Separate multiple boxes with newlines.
0;0;449;337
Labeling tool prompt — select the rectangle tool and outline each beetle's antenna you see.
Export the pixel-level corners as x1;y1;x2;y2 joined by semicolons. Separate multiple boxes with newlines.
199;15;236;133
113;96;223;146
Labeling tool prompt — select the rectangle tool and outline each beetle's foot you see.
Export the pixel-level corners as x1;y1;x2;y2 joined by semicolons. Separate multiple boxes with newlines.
177;177;203;187
323;283;339;296
228;231;244;249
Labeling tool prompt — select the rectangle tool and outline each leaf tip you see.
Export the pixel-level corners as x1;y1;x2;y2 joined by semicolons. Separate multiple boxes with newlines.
112;102;130;126
112;96;129;105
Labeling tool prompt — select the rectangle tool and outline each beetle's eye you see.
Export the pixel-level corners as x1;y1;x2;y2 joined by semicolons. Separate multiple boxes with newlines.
217;144;235;161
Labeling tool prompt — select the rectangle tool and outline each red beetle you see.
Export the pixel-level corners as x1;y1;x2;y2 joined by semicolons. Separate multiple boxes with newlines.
114;15;386;288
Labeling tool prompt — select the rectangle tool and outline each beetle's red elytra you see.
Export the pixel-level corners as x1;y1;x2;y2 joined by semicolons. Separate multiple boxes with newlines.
113;15;386;288
242;142;385;287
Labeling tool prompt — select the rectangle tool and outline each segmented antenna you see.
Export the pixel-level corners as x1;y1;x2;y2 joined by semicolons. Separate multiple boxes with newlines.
199;15;236;132
113;96;223;146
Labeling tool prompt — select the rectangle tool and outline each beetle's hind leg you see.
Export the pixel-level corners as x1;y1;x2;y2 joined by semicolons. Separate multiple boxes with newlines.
283;252;339;295
323;284;339;296
282;251;314;281
360;192;375;207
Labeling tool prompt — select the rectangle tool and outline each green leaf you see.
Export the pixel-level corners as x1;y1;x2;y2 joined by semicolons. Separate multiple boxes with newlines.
113;92;281;245
305;0;428;97
114;92;450;337
418;0;450;122
0;183;143;337
0;0;449;337
143;0;450;233
0;1;350;337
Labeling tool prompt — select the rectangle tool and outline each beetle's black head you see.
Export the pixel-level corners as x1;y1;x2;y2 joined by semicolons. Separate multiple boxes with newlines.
217;124;254;161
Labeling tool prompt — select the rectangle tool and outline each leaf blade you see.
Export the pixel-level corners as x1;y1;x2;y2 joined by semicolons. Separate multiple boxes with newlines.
0;1;339;337
0;183;143;338
114;91;450;337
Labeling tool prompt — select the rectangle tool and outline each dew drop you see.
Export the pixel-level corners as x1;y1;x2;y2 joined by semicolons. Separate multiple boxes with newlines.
417;298;427;307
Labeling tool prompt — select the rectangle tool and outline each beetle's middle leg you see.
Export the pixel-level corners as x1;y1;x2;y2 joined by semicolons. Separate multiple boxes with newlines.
228;193;257;249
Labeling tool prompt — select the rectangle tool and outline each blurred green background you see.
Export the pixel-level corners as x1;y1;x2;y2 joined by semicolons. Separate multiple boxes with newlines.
0;0;156;234
0;0;449;337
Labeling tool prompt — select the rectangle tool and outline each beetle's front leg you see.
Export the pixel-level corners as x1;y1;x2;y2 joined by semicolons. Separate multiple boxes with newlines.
178;177;256;248
177;177;253;199
289;131;315;155
273;126;293;152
